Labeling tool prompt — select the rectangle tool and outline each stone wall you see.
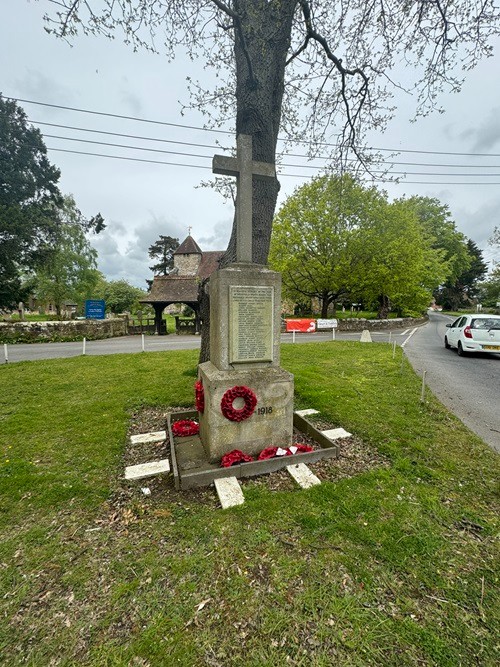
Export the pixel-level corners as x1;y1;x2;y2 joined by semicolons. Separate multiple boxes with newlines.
0;318;127;344
336;316;428;331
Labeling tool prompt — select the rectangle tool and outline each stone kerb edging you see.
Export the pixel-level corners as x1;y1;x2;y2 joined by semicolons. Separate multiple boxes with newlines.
0;318;127;343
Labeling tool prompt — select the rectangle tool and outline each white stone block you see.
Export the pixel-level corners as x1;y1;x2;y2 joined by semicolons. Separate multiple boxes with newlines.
130;430;166;445
295;409;319;417
360;330;372;342
214;477;245;509
124;459;170;480
286;463;321;489
321;428;352;440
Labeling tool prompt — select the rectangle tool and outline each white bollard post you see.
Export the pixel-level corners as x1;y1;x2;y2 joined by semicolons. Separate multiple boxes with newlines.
389;331;392;344
82;337;86;356
420;370;427;403
4;343;8;363
393;340;397;358
292;330;296;344
141;333;145;352
332;327;336;341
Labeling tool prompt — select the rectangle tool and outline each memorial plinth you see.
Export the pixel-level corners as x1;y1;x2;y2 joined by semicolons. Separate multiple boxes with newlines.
198;263;294;462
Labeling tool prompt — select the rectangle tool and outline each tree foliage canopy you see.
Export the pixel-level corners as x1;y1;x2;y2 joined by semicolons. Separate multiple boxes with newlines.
479;265;500;308
34;195;102;317
0;96;106;310
148;235;179;275
0;95;62;308
270;175;459;317
97;279;146;314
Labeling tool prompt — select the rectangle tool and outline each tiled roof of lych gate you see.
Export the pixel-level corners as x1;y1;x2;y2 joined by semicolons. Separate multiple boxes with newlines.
140;276;199;304
173;235;202;255
198;251;224;279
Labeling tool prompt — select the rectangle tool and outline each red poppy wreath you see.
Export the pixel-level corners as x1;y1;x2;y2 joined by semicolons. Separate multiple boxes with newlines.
194;380;205;413
220;449;254;467
220;385;257;422
171;419;199;437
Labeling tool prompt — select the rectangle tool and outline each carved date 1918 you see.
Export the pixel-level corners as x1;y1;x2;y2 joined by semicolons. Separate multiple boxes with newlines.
257;406;273;415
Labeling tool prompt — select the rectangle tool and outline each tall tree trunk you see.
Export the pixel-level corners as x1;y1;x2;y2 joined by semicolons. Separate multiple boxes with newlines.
199;1;297;363
321;292;330;318
377;294;390;319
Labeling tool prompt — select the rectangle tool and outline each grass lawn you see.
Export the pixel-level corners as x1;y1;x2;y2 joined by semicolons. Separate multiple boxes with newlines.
0;343;498;666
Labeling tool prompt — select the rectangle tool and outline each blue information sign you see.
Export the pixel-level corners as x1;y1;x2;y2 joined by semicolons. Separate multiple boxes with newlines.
85;299;106;319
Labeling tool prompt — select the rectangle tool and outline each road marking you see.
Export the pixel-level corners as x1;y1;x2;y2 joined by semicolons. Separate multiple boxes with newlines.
401;329;410;336
401;328;418;348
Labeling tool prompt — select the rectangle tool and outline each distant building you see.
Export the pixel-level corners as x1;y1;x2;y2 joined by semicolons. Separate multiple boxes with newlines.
140;234;224;335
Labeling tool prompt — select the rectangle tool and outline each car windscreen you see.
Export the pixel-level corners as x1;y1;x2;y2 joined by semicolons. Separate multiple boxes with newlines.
470;318;500;330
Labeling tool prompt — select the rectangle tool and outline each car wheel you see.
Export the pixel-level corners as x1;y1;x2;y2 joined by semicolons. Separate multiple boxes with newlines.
444;336;450;349
457;342;467;356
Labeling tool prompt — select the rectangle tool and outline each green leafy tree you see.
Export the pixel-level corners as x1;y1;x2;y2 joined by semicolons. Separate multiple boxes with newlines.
478;266;500;309
270;175;448;318
396;197;471;284
34;196;102;318
148;235;179;275
98;280;146;314
351;200;448;317
0;95;62;309
270;175;382;317
435;239;488;309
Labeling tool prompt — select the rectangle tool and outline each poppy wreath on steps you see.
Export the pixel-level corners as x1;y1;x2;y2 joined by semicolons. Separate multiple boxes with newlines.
171;419;199;437
220;386;257;422
194;380;205;413
220;449;254;468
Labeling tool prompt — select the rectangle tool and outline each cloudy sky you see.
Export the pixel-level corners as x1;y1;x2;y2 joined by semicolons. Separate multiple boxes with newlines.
2;0;500;288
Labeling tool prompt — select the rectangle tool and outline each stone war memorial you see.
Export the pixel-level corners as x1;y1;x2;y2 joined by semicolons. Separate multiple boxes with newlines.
158;133;340;495
198;134;295;462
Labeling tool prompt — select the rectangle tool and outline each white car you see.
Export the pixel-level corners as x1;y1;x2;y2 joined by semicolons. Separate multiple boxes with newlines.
445;314;500;356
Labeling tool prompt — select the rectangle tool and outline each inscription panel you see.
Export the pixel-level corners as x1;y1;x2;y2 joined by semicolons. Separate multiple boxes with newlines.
229;285;274;363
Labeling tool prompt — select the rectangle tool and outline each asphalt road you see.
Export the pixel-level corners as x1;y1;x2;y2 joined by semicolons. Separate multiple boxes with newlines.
404;310;500;453
2;326;416;363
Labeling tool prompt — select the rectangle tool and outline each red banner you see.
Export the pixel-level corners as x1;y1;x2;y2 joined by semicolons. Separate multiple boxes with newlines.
285;319;316;332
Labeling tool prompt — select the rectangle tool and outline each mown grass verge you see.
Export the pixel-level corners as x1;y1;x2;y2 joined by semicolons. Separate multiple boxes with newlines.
0;343;498;666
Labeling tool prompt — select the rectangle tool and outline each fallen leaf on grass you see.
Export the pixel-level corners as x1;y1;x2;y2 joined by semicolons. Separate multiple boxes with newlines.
195;598;211;612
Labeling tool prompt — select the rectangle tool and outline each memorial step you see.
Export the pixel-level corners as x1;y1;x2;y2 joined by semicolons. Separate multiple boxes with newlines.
130;430;167;445
321;427;352;440
214;477;245;509
124;459;170;480
286;463;321;489
295;409;319;417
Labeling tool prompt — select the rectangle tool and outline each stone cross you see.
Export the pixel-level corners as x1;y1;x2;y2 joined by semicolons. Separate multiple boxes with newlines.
213;134;276;263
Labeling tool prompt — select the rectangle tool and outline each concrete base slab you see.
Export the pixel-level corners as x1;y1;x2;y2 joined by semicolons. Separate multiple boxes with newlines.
125;459;170;480
321;428;352;440
130;430;166;445
214;476;245;509
295;409;319;417
168;410;340;490
286;463;321;489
